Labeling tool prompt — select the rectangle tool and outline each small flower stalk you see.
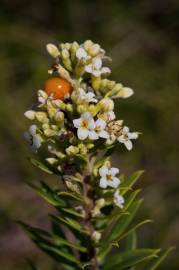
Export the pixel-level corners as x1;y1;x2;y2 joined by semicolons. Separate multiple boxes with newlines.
22;40;171;270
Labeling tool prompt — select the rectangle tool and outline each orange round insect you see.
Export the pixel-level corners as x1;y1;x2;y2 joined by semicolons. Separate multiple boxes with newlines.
44;77;72;100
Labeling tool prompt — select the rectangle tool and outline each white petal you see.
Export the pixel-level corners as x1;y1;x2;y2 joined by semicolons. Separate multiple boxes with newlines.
73;118;82;128
32;136;41;149
99;166;108;177
85;64;93;73
92;70;101;77
89;131;98;140
124;140;133;150
118;135;125;143
88;118;95;129
99;130;109;139
101;67;111;74
123;126;129;133
79;88;86;96
82;112;92;121
94;58;102;69
77;128;89;140
128;132;138;140
76;48;87;60
109;177;120;188
95;119;106;129
29;125;37;135
99;177;108;188
108;111;115;120
110;167;119;176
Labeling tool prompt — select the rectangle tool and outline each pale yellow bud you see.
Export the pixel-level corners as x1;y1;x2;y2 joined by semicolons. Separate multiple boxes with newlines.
92;231;101;242
99;98;114;111
92;76;101;91
66;104;73;112
66;145;79;156
107;80;116;90
61;48;70;59
88;44;100;56
46;157;58;165
44;129;57;137
24;110;36;120
36;112;49;123
84;40;93;51
46;44;60;58
54;111;64;122
118;87;134;98
77;104;86;114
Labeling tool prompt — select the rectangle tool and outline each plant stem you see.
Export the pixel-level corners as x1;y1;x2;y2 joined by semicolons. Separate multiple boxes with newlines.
82;157;98;270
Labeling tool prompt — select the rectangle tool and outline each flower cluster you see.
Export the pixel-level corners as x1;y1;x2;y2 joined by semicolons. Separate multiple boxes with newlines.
24;40;139;227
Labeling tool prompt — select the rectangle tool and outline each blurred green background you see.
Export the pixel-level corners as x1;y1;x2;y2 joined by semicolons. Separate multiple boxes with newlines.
0;0;179;269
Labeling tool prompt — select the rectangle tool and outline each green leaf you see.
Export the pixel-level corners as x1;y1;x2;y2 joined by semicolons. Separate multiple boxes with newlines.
125;231;137;251
120;170;144;195
38;242;80;266
27;181;67;207
19;222;81;268
58;191;84;202
29;158;53;174
104;249;160;270
98;200;143;259
145;247;175;270
50;215;88;235
105;199;143;242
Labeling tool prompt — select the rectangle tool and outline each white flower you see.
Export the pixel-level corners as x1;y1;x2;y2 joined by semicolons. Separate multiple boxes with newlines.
85;57;111;77
76;47;89;61
78;88;97;103
73;112;97;140
114;190;124;208
94;119;109;139
99;165;120;189
118;126;138;151
24;125;42;151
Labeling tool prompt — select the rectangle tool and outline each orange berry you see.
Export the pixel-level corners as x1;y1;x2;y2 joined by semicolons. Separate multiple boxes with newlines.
44;77;72;100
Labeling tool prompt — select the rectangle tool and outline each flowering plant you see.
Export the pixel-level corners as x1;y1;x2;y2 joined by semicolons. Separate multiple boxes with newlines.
22;40;172;270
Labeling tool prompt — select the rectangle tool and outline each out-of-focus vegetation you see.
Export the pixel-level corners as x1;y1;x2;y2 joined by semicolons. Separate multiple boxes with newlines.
0;0;179;269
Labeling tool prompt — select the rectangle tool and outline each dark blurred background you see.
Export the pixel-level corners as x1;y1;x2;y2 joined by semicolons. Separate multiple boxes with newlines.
0;0;179;269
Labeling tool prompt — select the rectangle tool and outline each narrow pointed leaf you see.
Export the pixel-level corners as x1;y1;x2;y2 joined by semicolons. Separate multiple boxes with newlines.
145;247;175;270
29;158;53;174
104;249;160;270
120;171;144;195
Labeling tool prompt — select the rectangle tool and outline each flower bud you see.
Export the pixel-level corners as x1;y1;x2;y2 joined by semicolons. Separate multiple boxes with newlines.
84;40;93;51
44;128;57;137
88;44;100;56
66;145;79;156
24;110;36;120
46;44;60;58
77;104;86;114
92;231;101;242
118;87;134;98
99;98;114;111
54;111;64;122
46;157;58;165
61;48;70;59
36;112;49;123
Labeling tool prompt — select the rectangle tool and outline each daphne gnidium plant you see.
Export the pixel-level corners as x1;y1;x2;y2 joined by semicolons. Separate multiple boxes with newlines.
22;40;172;270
